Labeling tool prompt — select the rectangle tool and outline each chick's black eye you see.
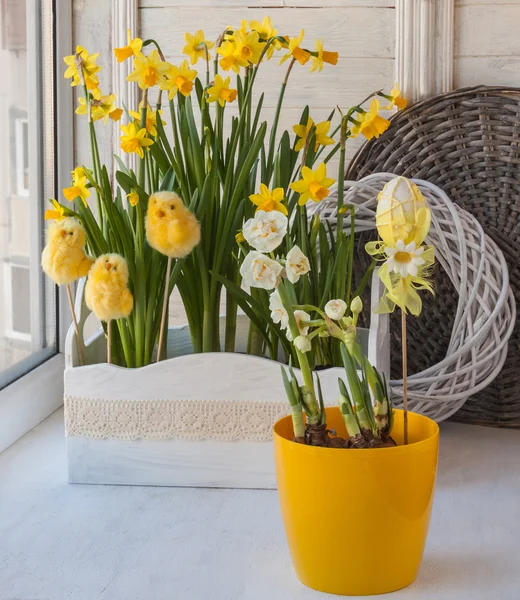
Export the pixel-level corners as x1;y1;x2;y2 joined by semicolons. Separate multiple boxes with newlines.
113;267;117;271
68;232;73;235
170;205;175;210
105;259;109;262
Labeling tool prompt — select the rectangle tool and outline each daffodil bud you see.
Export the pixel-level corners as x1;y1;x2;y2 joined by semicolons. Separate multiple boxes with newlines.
325;299;347;321
235;231;245;244
376;176;431;246
294;335;311;353
350;296;363;315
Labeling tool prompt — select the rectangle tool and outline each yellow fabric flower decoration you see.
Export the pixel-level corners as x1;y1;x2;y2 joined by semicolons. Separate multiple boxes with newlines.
127;191;140;207
64;46;102;90
207;75;237;107
382;83;408;110
280;30;310;66
233;30;264;65
183;30;215;65
114;30;143;63
216;41;248;73
310;39;339;73
76;89;123;123
127;50;171;90
350;99;390;140
63;176;90;206
129;102;163;137
44;199;66;221
120;122;154;159
249;184;288;215
160;61;197;99
292;117;335;152
290;163;335;206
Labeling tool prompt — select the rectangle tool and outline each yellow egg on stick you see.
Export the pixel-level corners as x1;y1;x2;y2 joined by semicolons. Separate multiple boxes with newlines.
145;192;201;363
41;218;94;365
85;254;134;364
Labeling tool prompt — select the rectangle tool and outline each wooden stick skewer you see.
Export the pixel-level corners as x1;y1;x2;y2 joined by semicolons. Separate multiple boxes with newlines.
401;309;408;445
107;319;112;364
66;284;86;366
156;256;172;363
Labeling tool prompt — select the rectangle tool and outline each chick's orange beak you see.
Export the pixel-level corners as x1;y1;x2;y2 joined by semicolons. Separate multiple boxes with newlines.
105;262;112;271
60;230;68;238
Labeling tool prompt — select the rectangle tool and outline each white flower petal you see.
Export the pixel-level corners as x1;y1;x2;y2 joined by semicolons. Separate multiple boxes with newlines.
396;239;406;251
325;299;347;321
242;210;288;253
404;241;416;253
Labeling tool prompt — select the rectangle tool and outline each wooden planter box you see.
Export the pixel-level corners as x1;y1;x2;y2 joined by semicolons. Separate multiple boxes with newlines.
64;275;389;489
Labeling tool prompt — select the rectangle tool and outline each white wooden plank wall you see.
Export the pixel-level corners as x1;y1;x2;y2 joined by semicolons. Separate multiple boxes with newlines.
454;0;520;87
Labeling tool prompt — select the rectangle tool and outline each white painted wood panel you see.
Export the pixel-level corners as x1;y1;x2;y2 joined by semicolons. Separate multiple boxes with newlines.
141;0;395;7
455;57;520;87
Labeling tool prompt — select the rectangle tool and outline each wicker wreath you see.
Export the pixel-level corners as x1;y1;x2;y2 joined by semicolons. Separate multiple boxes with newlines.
312;173;516;422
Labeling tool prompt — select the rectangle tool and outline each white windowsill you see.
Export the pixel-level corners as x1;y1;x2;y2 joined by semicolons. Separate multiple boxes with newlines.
0;353;64;454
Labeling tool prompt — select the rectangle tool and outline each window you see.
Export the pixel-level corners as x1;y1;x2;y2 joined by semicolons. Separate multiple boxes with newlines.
0;0;58;389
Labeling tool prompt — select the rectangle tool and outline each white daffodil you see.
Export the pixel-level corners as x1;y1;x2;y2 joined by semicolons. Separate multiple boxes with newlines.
242;210;288;253
269;289;289;330
285;245;311;283
286;309;310;342
240;251;283;290
385;239;425;278
324;299;347;321
294;335;311;353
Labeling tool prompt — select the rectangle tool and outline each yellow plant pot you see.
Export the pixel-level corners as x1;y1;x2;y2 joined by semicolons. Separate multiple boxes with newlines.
273;407;439;596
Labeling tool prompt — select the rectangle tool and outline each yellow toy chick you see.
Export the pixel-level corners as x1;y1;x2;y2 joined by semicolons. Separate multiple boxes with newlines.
41;217;94;286
146;191;201;258
85;254;134;322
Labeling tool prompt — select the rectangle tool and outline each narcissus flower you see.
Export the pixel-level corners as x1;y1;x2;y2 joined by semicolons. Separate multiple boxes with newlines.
207;74;237;107
285;245;310;284
381;83;407;110
64;46;102;90
232;30;264;64
293;117;335;152
120;122;154;158
114;30;143;63
286;310;310;342
325;299;347;321
243;210;287;253
183;30;215;65
127;191;139;207
280;30;310;66
310;39;338;72
129;102;163;136
249;17;278;58
290;163;335;205
350;98;390;140
63;176;90;206
127;50;171;89
240;251;283;290
269;289;289;329
44;199;66;221
76;89;122;123
249;184;288;215
294;335;311;353
160;61;197;99
216;41;248;73
71;166;86;182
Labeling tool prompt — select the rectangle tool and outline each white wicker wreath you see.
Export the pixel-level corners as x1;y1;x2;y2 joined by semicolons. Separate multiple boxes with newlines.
311;173;516;421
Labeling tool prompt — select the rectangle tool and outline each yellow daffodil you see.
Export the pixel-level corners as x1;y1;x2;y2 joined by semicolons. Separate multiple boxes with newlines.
310;39;339;73
129;102;163;136
114;30;143;63
120;122;154;158
280;30;310;66
127;50;171;89
71;166;86;183
381;83;407;110
63;176;90;206
183;30;215;65
293;117;335;152
44;199;66;221
350;99;390;140
64;46;102;90
216;41;248;73
159;60;197;99
76;89;123;123
232;30;264;65
290;163;335;205
249;184;288;215
249;17;279;58
207;75;237;107
127;191;140;207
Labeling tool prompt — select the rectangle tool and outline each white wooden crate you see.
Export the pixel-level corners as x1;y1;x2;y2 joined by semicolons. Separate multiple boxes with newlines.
64;274;389;489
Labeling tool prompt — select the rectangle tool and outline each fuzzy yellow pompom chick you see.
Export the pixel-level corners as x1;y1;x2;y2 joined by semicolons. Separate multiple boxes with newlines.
41;217;94;286
85;254;134;322
146;191;201;258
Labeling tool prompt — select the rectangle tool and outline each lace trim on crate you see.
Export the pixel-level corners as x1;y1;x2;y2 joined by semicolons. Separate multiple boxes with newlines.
64;395;290;442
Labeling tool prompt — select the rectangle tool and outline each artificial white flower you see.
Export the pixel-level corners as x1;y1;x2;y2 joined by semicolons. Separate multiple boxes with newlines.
269;289;289;330
240;251;283;290
286;309;310;342
350;296;363;315
324;299;347;321
285;245;311;283
242;210;287;253
385;239;425;278
294;335;312;353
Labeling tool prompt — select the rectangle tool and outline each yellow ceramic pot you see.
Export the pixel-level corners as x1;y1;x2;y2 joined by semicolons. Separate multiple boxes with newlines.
273;407;439;596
